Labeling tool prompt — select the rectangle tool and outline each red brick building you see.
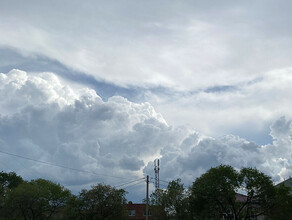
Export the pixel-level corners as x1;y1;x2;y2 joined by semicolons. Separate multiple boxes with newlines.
125;203;152;220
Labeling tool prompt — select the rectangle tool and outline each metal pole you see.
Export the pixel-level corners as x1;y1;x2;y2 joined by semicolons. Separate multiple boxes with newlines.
146;175;149;220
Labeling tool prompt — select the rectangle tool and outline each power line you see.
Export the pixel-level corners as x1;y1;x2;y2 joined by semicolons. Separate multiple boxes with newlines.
122;179;145;189
114;178;145;188
0;149;130;180
0;149;163;203
149;180;168;188
159;179;169;183
150;176;169;183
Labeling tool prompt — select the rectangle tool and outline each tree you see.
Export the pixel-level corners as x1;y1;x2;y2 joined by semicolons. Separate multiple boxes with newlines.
0;171;23;188
190;165;238;219
31;179;72;219
150;179;190;220
3;178;71;219
0;171;24;217
269;183;292;220
66;183;128;220
238;167;275;219
150;188;168;219
0;171;24;199
190;165;275;220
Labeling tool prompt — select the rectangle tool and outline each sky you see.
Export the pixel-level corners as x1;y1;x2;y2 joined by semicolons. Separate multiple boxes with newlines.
1;0;292;202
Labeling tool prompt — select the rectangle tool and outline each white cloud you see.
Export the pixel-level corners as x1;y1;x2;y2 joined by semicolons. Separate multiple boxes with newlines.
0;70;189;192
1;70;291;198
147;68;292;144
1;1;292;90
1;0;292;202
144;116;292;185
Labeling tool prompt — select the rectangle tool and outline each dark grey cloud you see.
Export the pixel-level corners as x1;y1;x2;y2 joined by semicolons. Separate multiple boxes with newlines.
119;156;145;171
270;116;292;140
204;85;238;94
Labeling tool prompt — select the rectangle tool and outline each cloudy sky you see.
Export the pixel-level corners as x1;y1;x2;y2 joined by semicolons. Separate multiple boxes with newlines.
1;0;292;201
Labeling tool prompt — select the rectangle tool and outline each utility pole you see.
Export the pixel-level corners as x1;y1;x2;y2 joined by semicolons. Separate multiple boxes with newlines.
146;175;149;220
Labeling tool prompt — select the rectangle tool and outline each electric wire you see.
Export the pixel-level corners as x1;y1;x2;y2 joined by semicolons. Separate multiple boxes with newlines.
0;149;130;180
150;176;169;183
114;177;145;188
0;149;178;202
158;179;170;183
149;180;168;188
121;179;145;189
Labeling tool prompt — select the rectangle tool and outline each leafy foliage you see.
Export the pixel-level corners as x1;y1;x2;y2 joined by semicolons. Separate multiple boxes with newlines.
3;178;71;219
0;171;24;217
238;167;275;219
189;165;275;220
66;183;127;220
150;179;190;220
190;165;238;219
0;166;291;220
0;171;23;191
269;183;292;220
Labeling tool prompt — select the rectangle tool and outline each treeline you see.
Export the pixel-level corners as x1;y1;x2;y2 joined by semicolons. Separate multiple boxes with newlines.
0;172;128;219
1;165;292;220
150;165;292;220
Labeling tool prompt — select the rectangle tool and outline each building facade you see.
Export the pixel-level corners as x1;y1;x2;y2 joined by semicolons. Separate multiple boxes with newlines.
125;203;152;220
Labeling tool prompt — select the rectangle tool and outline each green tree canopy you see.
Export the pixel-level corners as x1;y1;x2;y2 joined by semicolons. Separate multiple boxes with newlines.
3;178;71;219
0;171;23;190
0;171;24;200
150;179;190;220
269;183;292;220
0;171;24;216
67;183;127;220
190;165;275;220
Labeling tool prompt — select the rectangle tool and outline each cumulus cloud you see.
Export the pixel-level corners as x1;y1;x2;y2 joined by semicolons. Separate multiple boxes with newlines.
144;116;292;185
119;156;145;171
1;0;292;203
1;0;291;155
0;70;189;191
0;69;291;200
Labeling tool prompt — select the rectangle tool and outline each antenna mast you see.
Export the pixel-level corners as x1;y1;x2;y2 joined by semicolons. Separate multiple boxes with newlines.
154;159;160;189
